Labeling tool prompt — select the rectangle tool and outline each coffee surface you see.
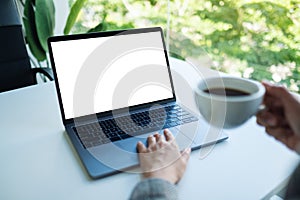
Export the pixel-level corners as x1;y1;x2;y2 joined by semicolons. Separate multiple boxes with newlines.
204;88;250;96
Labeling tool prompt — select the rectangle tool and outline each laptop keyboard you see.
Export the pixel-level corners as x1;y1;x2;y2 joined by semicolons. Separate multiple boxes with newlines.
73;105;198;148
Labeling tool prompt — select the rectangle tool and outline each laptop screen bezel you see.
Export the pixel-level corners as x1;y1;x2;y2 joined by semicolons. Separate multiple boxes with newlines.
48;27;176;125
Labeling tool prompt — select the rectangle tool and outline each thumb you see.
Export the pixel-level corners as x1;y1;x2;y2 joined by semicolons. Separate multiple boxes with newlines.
181;148;191;163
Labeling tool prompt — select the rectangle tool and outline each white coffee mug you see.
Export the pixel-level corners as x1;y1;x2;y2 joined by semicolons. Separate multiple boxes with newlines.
194;77;265;129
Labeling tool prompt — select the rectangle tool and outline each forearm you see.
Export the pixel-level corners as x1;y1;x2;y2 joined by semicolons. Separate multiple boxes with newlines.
129;178;178;200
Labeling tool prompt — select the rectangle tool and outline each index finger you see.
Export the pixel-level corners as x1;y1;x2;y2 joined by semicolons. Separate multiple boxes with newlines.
262;82;290;102
163;129;174;141
263;95;283;109
137;141;147;153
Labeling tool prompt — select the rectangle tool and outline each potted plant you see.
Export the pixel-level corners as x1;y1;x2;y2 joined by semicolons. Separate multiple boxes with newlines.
19;0;105;70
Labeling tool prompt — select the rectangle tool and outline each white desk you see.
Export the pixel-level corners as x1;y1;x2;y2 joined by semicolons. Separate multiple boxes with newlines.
0;58;299;200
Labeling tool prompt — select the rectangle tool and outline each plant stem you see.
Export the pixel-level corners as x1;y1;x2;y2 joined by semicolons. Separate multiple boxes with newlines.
37;61;42;68
36;61;46;82
46;59;50;68
29;56;39;68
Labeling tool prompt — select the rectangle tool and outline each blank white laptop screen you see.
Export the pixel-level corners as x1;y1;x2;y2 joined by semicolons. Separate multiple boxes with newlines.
50;31;174;119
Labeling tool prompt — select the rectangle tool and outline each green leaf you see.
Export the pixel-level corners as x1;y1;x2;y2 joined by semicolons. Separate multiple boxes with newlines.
242;2;293;34
23;0;46;61
149;0;157;6
64;0;88;35
35;0;55;52
87;22;105;33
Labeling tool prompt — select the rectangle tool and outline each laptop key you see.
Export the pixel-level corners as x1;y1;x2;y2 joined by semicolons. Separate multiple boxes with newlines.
182;117;197;123
101;138;111;144
168;122;177;127
110;136;121;142
163;124;171;129
92;140;106;146
84;143;93;148
120;134;132;139
103;129;111;134
108;132;118;138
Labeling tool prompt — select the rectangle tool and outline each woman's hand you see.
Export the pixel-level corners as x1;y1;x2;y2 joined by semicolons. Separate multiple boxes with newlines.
137;129;191;184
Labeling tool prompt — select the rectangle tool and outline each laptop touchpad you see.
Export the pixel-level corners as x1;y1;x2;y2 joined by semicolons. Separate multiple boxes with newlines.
119;127;194;153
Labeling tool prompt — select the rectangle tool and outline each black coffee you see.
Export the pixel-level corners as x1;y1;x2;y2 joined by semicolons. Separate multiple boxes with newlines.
204;88;250;96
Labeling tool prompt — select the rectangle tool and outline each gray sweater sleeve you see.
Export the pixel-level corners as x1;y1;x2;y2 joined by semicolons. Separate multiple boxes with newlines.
285;163;300;200
129;178;178;200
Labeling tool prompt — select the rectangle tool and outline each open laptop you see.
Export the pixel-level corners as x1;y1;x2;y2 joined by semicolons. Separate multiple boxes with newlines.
48;27;228;179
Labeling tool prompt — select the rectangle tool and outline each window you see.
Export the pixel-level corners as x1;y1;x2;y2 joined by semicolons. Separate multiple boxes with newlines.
70;0;300;92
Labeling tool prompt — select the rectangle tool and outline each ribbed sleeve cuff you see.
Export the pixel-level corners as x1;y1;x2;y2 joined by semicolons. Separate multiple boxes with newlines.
129;178;178;200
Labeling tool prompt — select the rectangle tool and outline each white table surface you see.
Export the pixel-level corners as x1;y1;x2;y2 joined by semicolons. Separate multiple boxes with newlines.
0;58;299;200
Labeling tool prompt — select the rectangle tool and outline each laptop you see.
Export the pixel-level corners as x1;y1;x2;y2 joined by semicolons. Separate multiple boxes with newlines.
48;27;228;179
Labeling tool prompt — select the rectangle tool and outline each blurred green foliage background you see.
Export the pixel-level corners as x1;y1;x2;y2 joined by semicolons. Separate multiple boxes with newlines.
69;0;300;92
